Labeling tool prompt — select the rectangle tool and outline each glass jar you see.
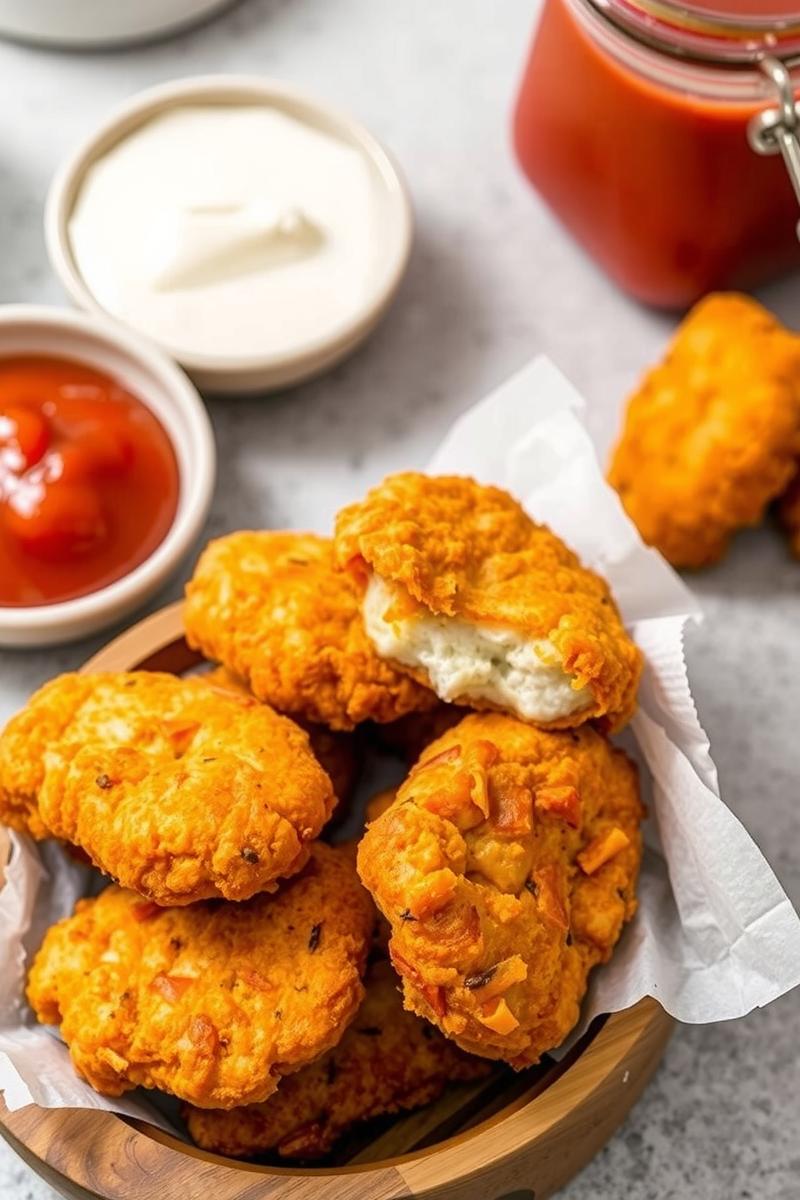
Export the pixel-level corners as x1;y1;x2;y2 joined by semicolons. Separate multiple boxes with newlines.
513;1;800;308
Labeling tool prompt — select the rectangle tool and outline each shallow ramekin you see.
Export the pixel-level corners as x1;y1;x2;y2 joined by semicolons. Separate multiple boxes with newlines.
45;75;414;395
0;305;215;647
0;0;232;49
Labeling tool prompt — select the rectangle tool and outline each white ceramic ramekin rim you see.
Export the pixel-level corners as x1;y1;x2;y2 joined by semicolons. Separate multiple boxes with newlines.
0;305;215;646
0;0;233;49
45;74;414;395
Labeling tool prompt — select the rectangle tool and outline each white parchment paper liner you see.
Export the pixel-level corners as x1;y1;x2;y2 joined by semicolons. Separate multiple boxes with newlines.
2;356;799;1127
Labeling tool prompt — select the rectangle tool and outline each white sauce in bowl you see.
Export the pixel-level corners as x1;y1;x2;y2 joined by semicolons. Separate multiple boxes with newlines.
68;105;382;363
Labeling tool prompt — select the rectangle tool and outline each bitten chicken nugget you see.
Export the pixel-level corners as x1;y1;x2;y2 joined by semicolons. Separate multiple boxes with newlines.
335;474;641;732
185;532;437;732
608;293;800;568
0;671;335;905
778;466;800;558
184;959;490;1158
358;713;642;1067
204;667;361;803
26;844;374;1109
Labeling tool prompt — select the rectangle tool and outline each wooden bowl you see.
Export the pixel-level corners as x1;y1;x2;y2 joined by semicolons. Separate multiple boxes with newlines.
0;602;674;1200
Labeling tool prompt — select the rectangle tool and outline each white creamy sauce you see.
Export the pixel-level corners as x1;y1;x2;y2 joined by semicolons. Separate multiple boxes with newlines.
363;574;590;723
69;105;380;361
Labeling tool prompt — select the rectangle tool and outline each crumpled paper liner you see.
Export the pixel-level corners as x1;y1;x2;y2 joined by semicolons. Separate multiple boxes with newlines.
2;356;798;1128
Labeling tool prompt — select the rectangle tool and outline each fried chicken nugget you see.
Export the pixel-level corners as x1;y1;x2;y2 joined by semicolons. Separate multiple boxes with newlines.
185;532;437;732
778;466;800;558
608;293;800;568
27;844;374;1109
184;960;490;1158
0;671;335;905
335;474;641;732
204;666;361;803
357;713;642;1067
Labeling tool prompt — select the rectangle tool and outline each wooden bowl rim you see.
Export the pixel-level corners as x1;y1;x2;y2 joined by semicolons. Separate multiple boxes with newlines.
1;997;670;1196
0;600;674;1197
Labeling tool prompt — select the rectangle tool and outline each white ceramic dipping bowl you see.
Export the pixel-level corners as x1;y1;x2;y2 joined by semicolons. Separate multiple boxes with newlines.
0;0;233;49
0;306;215;647
46;75;414;395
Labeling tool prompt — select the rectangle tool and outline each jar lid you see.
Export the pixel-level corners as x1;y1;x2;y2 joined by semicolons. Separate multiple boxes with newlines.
679;0;800;18
592;0;800;61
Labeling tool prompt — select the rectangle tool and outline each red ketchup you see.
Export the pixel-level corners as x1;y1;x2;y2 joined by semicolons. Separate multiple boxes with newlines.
0;355;179;607
514;0;800;308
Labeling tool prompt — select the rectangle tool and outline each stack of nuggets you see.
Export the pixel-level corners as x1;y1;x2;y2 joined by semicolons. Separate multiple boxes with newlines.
1;473;646;1159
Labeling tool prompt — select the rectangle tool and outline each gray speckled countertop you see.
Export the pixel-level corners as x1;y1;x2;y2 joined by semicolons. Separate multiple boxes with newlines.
0;2;798;1197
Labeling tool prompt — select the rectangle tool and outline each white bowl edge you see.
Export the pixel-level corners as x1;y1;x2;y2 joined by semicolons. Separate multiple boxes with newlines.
45;75;414;395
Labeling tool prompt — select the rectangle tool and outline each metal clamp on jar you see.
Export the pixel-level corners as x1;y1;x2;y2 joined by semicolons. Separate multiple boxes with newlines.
749;54;800;239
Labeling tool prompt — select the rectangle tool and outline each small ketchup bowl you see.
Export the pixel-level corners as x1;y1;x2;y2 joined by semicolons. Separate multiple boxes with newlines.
0;305;215;647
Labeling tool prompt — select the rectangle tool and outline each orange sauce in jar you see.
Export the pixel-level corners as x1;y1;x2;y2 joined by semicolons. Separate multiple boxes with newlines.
514;0;800;308
0;355;179;607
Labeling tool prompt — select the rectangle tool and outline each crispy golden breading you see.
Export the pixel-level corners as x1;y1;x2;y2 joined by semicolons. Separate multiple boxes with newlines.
204;667;361;803
358;714;642;1067
185;532;437;732
608;293;800;568
363;797;396;956
358;792;397;953
27;844;374;1109
335;473;641;732
778;466;800;558
375;703;470;762
0;671;335;905
184;960;490;1158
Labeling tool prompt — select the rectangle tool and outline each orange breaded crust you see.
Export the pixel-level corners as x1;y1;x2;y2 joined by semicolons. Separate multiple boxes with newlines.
0;671;335;905
185;532;437;732
27;844;374;1109
608;293;800;568
360;791;398;953
335;473;641;731
357;713;643;1067
204;667;362;803
778;466;800;559
184;960;489;1158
